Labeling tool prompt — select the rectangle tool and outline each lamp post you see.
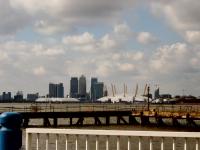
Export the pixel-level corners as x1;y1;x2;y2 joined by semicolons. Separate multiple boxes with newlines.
147;86;150;111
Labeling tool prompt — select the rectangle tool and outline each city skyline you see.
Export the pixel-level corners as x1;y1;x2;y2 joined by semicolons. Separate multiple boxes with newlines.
0;75;195;99
0;1;200;96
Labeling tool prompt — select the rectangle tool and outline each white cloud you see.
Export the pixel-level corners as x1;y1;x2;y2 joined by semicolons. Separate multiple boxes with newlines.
137;32;157;44
62;32;98;53
0;52;9;61
62;32;117;52
117;63;135;72
34;20;67;35
150;43;192;73
100;34;116;49
185;30;200;44
114;23;133;39
124;51;144;61
112;53;121;60
150;0;200;44
33;66;46;76
63;32;95;45
95;62;113;77
32;44;65;56
147;42;200;96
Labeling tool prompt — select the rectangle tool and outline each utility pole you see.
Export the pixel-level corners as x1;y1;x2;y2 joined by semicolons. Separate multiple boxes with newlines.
147;86;150;111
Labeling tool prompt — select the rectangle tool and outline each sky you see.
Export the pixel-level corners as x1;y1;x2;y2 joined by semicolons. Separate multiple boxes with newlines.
1;0;200;97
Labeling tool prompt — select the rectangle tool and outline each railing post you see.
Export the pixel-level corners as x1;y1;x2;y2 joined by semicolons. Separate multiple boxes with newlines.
85;135;88;150
196;138;199;150
117;136;120;150
75;135;78;150
46;134;49;150
127;136;131;150
184;138;187;150
96;135;99;150
139;137;142;150
106;135;109;150
150;137;153;150
56;134;59;150
26;132;32;150
65;134;68;150
0;112;22;150
161;137;164;150
172;137;176;150
36;133;39;150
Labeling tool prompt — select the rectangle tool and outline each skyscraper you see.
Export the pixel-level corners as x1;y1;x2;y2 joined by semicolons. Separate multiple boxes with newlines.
70;77;78;98
154;88;160;99
14;91;23;101
2;92;12;101
49;83;64;98
27;93;39;101
57;83;64;98
93;82;104;100
49;83;57;98
79;75;86;98
91;77;98;101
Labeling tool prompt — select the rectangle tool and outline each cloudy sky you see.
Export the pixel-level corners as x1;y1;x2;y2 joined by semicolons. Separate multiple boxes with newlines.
1;0;200;97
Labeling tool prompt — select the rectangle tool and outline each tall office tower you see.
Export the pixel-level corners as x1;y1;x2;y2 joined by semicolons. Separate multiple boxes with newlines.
14;91;23;101
57;83;64;98
79;75;86;97
49;83;57;98
90;77;98;101
93;82;104;100
70;77;78;98
154;88;160;99
49;83;64;98
27;93;39;101
2;92;12;101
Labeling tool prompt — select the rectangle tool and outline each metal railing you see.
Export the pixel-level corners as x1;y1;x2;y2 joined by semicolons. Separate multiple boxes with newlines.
26;128;200;150
1;103;200;113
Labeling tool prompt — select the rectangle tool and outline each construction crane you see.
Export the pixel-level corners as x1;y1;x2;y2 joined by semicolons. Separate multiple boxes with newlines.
134;84;138;97
114;84;117;96
123;83;126;97
111;84;115;97
143;84;147;96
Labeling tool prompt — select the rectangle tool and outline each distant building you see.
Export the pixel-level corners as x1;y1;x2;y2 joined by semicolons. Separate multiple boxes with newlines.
90;77;98;101
154;88;160;99
78;75;86;98
14;91;23;101
27;93;39;101
49;83;64;98
0;92;12;101
93;82;104;100
49;83;56;98
70;77;78;98
57;83;64;98
160;94;172;99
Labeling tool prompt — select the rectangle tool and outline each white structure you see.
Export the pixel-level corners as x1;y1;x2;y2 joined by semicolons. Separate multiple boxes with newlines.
97;94;151;103
97;84;152;103
35;97;79;102
26;128;200;150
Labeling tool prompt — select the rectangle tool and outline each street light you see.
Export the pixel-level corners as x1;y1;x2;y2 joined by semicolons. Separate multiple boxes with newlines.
147;86;150;111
